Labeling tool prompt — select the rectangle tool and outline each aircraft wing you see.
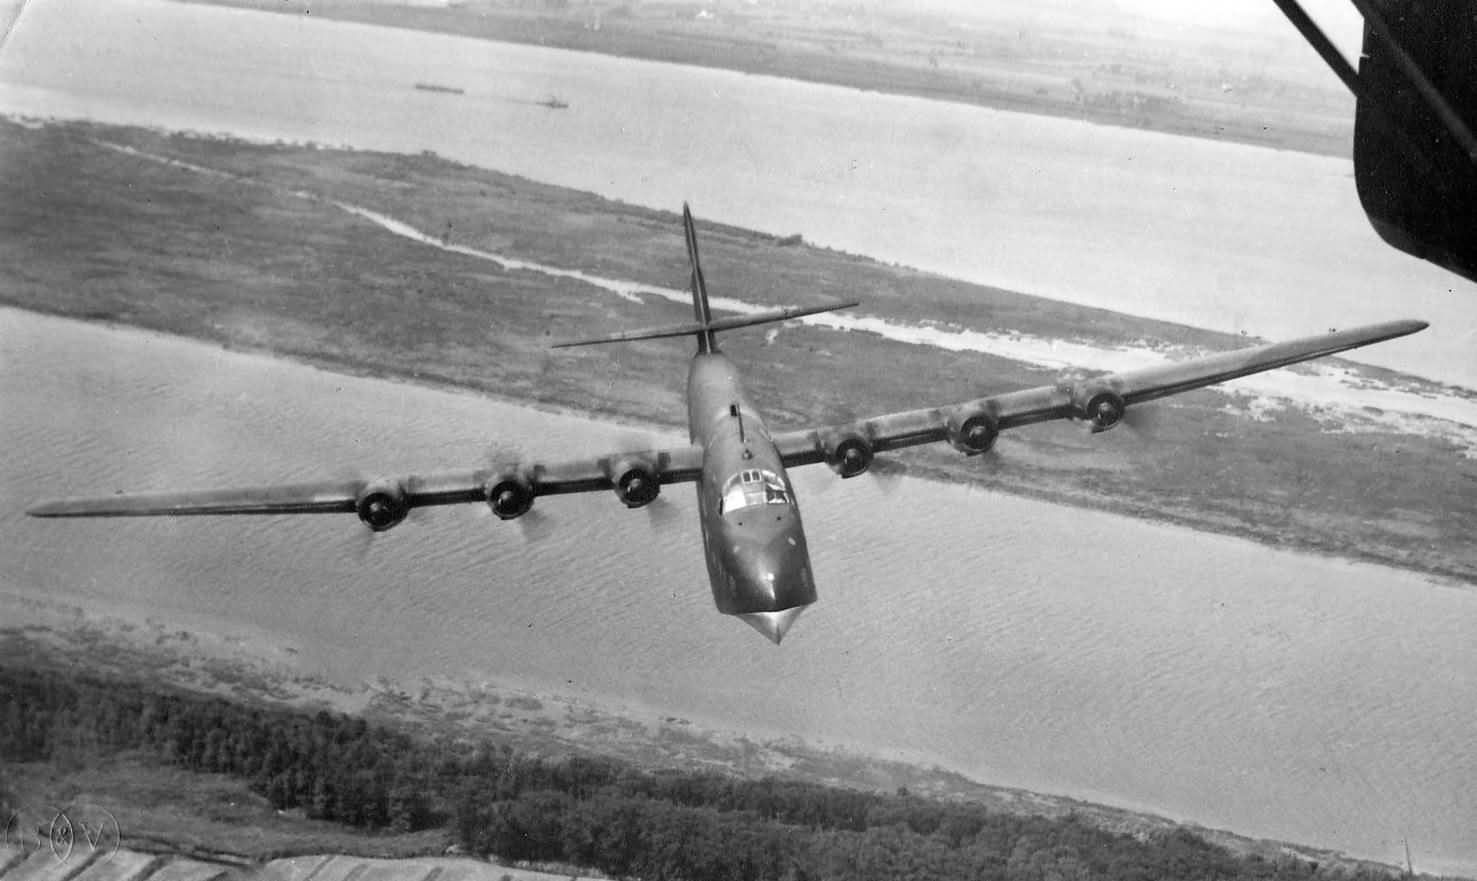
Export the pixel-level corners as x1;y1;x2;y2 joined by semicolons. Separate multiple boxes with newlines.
771;320;1428;469
27;445;706;526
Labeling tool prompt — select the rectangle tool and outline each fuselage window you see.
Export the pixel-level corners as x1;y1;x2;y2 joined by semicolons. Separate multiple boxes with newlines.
718;468;792;515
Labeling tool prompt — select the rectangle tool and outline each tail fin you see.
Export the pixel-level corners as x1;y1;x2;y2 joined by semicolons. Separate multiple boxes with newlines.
550;204;858;350
683;203;716;353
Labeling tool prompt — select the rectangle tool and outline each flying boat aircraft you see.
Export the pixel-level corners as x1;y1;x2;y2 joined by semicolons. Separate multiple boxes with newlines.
28;206;1428;643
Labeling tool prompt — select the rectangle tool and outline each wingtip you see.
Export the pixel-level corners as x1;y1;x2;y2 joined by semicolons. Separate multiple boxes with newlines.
1339;319;1428;343
1380;319;1430;340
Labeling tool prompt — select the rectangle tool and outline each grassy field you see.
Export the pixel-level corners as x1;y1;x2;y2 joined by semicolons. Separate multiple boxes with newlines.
186;0;1355;157
5;757;450;863
1;117;1472;582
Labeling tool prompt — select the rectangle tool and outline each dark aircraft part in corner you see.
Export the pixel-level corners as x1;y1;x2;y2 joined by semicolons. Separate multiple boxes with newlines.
609;457;662;508
485;472;535;520
1352;0;1477;283
946;408;1000;454
822;430;873;478
356;479;410;531
1074;388;1127;433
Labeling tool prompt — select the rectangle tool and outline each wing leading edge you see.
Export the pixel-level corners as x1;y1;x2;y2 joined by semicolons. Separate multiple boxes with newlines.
28;321;1426;520
772;320;1429;468
26;480;363;518
27;446;705;522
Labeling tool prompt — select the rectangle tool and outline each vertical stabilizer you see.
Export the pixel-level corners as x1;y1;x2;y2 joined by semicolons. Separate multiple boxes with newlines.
682;203;717;353
549;205;857;350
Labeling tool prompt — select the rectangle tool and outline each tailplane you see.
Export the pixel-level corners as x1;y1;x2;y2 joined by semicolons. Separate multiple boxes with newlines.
551;203;858;350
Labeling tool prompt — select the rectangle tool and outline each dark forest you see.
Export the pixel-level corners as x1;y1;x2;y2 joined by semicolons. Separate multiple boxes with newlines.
1;667;1401;881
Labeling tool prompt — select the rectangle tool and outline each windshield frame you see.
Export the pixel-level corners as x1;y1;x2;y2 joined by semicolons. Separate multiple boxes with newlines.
717;468;793;516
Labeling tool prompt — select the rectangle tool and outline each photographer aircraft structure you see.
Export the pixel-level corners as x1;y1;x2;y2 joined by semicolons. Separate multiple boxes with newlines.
28;206;1428;644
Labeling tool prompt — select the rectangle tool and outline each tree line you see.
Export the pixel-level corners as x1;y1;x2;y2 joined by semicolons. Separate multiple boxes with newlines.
1;666;1403;881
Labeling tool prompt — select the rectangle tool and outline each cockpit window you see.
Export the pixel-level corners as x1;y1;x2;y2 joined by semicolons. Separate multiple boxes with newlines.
718;468;792;515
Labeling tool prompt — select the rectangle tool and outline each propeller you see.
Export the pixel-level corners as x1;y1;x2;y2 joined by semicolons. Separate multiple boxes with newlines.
809;450;909;497
645;493;683;531
339;490;424;562
613;430;686;532
482;442;557;543
613;429;676;457
456;489;556;545
332;469;399;562
516;507;558;544
346;515;379;562
489;442;599;545
966;443;1006;472
867;455;909;495
1120;401;1164;441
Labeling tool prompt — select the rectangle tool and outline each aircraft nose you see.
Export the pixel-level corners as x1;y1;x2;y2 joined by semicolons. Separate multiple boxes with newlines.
726;535;815;643
710;513;817;642
736;606;809;645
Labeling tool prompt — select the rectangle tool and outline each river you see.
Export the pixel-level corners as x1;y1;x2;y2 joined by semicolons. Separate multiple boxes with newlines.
2;310;1474;874
0;0;1471;387
1;0;1475;872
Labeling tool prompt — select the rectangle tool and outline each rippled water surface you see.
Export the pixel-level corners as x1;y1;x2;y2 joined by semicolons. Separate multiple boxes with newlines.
2;312;1474;873
2;0;1475;871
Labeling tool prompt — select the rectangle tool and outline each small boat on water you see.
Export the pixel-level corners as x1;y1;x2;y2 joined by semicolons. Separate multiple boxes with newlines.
538;95;569;109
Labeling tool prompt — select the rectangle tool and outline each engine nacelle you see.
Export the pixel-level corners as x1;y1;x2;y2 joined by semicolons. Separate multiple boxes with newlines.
821;430;872;478
484;472;535;520
1074;386;1127;433
946;407;999;455
356;479;410;532
608;458;661;508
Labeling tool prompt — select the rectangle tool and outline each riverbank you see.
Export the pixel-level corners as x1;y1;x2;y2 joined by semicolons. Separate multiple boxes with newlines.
2;116;1471;582
1;597;1436;878
183;0;1354;157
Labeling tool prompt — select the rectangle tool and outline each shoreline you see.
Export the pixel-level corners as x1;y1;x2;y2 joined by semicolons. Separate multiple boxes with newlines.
5;310;1473;875
0;26;1471;872
0;592;1429;878
177;0;1355;160
1;116;1471;589
11;301;1473;590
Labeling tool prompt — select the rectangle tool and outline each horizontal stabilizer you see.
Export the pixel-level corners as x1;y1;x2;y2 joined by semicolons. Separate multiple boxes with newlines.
551;300;858;348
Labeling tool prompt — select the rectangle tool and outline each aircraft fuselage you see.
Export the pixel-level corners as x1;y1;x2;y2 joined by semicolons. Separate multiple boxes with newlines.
687;352;816;642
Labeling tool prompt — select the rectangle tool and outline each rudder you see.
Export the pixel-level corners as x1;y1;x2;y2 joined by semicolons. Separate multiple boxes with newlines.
549;204;857;350
683;203;717;352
